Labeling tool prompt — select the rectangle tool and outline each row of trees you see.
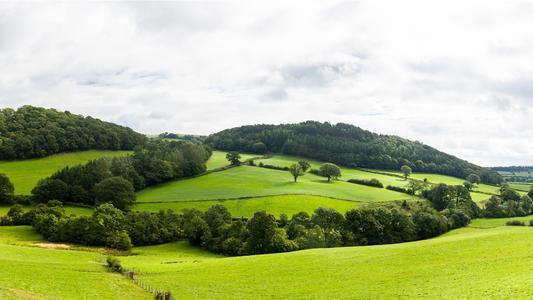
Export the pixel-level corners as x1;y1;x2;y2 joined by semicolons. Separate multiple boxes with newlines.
1;199;467;255
206;121;502;184
0;106;146;160
30;140;211;209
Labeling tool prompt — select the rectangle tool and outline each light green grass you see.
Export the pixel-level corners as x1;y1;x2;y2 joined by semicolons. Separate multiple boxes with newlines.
121;225;532;299
256;155;410;188
0;226;149;299
134;195;359;218
508;182;532;192
0;150;132;195
469;215;533;228
137;166;412;204
377;170;501;194
0;205;94;217
206;151;260;170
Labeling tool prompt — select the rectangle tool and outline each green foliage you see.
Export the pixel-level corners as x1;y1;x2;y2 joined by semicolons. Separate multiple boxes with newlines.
288;163;304;182
483;186;533;218
0;106;146;160
467;174;481;185
226;151;241;165
298;160;311;172
106;231;132;251
319;163;341;182
93;176;136;210
106;257;124;273
205;121;502;184
401;165;412;179
347;178;383;188
0;173;14;204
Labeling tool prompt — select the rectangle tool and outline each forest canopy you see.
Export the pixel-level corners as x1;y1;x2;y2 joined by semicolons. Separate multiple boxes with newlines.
206;121;502;184
0;106;146;160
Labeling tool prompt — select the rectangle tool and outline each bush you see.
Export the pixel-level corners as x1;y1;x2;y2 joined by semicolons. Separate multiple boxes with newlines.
506;220;525;226
258;164;289;171
347;178;383;188
0;173;15;204
530;219;533;227
106;257;123;273
386;185;412;194
106;230;132;251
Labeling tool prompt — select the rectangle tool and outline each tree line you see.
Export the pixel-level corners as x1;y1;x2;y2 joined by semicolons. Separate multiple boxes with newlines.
1;140;210;210
205;121;502;184
0;106;147;160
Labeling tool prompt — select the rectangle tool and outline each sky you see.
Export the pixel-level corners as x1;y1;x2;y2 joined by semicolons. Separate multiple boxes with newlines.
0;1;532;167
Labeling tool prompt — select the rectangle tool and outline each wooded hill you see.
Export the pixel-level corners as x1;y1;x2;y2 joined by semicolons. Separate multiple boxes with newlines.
206;121;502;184
0;106;146;160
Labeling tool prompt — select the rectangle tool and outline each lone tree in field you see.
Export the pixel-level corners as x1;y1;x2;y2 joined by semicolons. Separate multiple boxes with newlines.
320;163;341;182
401;165;412;180
226;151;241;166
466;174;480;185
93;176;136;210
289;164;305;182
298;161;311;172
0;173;14;204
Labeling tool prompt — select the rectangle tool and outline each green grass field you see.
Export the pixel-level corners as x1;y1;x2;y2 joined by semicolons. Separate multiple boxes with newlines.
136;165;412;204
0;150;132;195
206;151;260;170
134;194;359;218
508;182;532;192
0;226;150;299
119;220;533;299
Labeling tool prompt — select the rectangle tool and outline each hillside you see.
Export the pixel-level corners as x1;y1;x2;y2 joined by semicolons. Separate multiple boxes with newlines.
206;121;502;184
0;106;146;160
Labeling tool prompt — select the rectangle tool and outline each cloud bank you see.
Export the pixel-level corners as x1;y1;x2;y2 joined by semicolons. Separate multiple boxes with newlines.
0;1;532;166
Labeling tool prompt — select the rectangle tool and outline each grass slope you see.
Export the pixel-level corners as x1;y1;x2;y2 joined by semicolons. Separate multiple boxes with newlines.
508;182;532;192
0;150;132;194
206;151;259;170
136;166;411;205
0;205;93;217
0;226;149;299
134;195;359;218
122;223;533;299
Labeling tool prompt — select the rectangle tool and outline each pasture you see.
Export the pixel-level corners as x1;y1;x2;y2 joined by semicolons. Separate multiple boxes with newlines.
0;226;149;299
508;182;532;192
136;165;412;204
206;151;259;170
120;221;533;299
0;150;131;194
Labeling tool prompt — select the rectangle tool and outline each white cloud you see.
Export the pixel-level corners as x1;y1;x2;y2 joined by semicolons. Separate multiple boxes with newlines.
0;0;532;166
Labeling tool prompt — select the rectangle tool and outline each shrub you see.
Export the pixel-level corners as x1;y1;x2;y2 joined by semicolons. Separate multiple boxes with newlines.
221;237;244;256
106;257;123;273
506;220;525;226
530;219;533;227
347;178;384;188
106;230;132;251
258;164;289;171
386;185;412;194
47;200;63;207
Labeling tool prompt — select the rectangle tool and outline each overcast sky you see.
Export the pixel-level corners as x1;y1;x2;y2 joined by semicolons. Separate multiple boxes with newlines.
1;1;532;166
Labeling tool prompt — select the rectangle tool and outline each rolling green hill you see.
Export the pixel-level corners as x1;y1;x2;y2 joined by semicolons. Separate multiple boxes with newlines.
206;121;503;184
0;150;132;194
0;226;150;299
119;217;532;299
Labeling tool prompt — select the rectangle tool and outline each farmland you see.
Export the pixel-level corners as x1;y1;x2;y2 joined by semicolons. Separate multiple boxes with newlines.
0;150;131;194
118;218;533;299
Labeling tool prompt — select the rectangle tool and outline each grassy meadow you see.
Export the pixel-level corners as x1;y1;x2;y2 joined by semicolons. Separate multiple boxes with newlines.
206;151;260;170
508;182;532;192
119;220;532;299
0;150;131;194
136;165;412;204
0;226;150;299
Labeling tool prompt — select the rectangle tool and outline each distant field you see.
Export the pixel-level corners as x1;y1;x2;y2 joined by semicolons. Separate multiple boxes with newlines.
206;151;259;170
0;150;132;195
256;155;410;188
121;222;533;299
137;165;412;204
0;226;149;299
134;194;359;218
508;182;532;192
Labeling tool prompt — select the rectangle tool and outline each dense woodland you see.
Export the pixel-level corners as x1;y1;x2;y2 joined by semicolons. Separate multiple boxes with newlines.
30;140;211;209
206;121;502;184
0;106;146;160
